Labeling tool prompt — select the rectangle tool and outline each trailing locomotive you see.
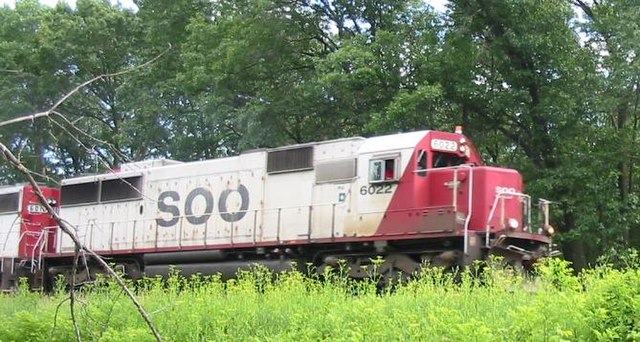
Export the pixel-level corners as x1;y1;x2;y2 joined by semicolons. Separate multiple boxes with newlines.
0;185;59;290
0;128;553;290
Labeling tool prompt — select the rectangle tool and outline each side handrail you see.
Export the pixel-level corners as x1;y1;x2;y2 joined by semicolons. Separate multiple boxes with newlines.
422;164;475;255
60;190;483;252
457;165;474;255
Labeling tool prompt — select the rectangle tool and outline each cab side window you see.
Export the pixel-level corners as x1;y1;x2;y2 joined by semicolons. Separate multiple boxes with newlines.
417;149;427;177
369;157;398;183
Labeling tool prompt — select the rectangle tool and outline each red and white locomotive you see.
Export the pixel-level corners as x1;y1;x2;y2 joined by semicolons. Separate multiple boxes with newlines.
0;185;59;290
0;128;553;290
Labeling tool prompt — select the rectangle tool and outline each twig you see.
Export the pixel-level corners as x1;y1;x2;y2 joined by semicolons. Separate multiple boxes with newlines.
49;111;130;164
96;287;125;340
51;296;71;336
71;248;82;342
48;112;157;202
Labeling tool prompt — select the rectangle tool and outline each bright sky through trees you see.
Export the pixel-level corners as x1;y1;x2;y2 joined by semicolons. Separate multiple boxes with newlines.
3;0;450;12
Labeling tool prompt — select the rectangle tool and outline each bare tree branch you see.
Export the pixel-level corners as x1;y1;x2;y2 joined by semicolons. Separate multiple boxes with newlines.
51;296;71;335
47;113;158;202
0;47;172;341
0;142;163;342
572;0;595;20
0;46;171;129
50;111;130;164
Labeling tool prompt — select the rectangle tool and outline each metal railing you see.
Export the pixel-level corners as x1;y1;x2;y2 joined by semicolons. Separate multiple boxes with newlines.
53;166;487;255
425;164;475;255
484;192;532;247
30;227;56;273
0;224;57;274
57;199;467;254
60;202;347;253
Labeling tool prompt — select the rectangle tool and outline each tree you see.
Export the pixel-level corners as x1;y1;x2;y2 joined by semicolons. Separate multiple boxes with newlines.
440;0;604;268
575;0;640;249
0;0;58;182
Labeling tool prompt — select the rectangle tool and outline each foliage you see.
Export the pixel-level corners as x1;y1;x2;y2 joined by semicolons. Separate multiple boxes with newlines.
2;0;640;265
3;261;640;341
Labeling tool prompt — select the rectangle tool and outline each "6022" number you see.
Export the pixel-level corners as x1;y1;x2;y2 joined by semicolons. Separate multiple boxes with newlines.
360;184;393;195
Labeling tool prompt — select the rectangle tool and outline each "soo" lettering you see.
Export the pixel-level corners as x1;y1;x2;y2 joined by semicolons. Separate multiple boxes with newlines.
156;185;250;227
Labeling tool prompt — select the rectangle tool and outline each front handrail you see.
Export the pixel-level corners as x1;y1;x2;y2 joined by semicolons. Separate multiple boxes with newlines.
484;192;531;247
32;226;56;272
420;164;475;255
30;230;45;273
0;225;54;274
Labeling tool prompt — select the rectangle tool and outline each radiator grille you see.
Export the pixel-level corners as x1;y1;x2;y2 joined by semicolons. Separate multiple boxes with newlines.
267;146;313;174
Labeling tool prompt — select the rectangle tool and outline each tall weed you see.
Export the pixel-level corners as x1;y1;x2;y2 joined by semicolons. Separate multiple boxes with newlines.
0;259;629;341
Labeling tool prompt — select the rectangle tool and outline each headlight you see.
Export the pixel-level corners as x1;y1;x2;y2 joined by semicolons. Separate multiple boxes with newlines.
508;218;519;230
544;225;555;235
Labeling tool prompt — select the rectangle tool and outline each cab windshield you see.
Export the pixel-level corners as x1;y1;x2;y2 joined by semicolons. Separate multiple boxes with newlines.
432;152;467;168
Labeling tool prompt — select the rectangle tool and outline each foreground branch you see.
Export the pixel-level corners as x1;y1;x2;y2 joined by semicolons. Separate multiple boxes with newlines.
0;46;170;129
0;142;163;342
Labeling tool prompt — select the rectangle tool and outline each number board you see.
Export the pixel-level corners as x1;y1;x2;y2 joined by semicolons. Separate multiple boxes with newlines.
430;138;458;152
27;204;47;214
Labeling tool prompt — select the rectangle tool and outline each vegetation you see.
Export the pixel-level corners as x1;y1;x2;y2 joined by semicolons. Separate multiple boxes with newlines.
1;0;640;266
3;258;640;341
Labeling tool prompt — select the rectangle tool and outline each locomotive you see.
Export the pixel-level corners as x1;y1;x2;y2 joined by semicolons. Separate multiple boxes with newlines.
0;184;59;290
0;128;553;290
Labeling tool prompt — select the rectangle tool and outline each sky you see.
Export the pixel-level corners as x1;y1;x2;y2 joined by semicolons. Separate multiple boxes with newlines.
2;0;450;13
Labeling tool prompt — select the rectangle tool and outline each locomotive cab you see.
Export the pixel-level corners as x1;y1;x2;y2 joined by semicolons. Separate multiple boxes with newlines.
418;130;552;265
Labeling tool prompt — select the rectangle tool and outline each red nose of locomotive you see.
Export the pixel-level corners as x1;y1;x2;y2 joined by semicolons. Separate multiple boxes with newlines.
18;185;60;259
467;167;528;234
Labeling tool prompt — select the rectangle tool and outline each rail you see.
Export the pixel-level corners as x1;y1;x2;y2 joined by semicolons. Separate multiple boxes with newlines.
458;165;474;255
30;226;56;273
424;164;475;255
30;230;45;273
0;224;57;274
52;164;488;255
19;174;546;263
484;192;532;247
54;200;463;254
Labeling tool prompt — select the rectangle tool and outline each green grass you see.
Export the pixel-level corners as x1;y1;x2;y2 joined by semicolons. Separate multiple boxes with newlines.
1;258;639;341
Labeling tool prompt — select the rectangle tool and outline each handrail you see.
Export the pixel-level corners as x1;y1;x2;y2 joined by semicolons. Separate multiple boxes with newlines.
56;188;485;254
456;165;474;255
431;164;474;254
30;230;45;273
30;226;56;272
484;192;531;247
419;163;475;255
31;230;44;273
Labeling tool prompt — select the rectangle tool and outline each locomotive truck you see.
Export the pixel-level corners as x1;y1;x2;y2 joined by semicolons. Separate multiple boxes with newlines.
0;128;553;290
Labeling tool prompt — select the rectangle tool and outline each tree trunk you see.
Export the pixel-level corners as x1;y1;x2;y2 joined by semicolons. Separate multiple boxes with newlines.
563;238;587;272
560;209;588;271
